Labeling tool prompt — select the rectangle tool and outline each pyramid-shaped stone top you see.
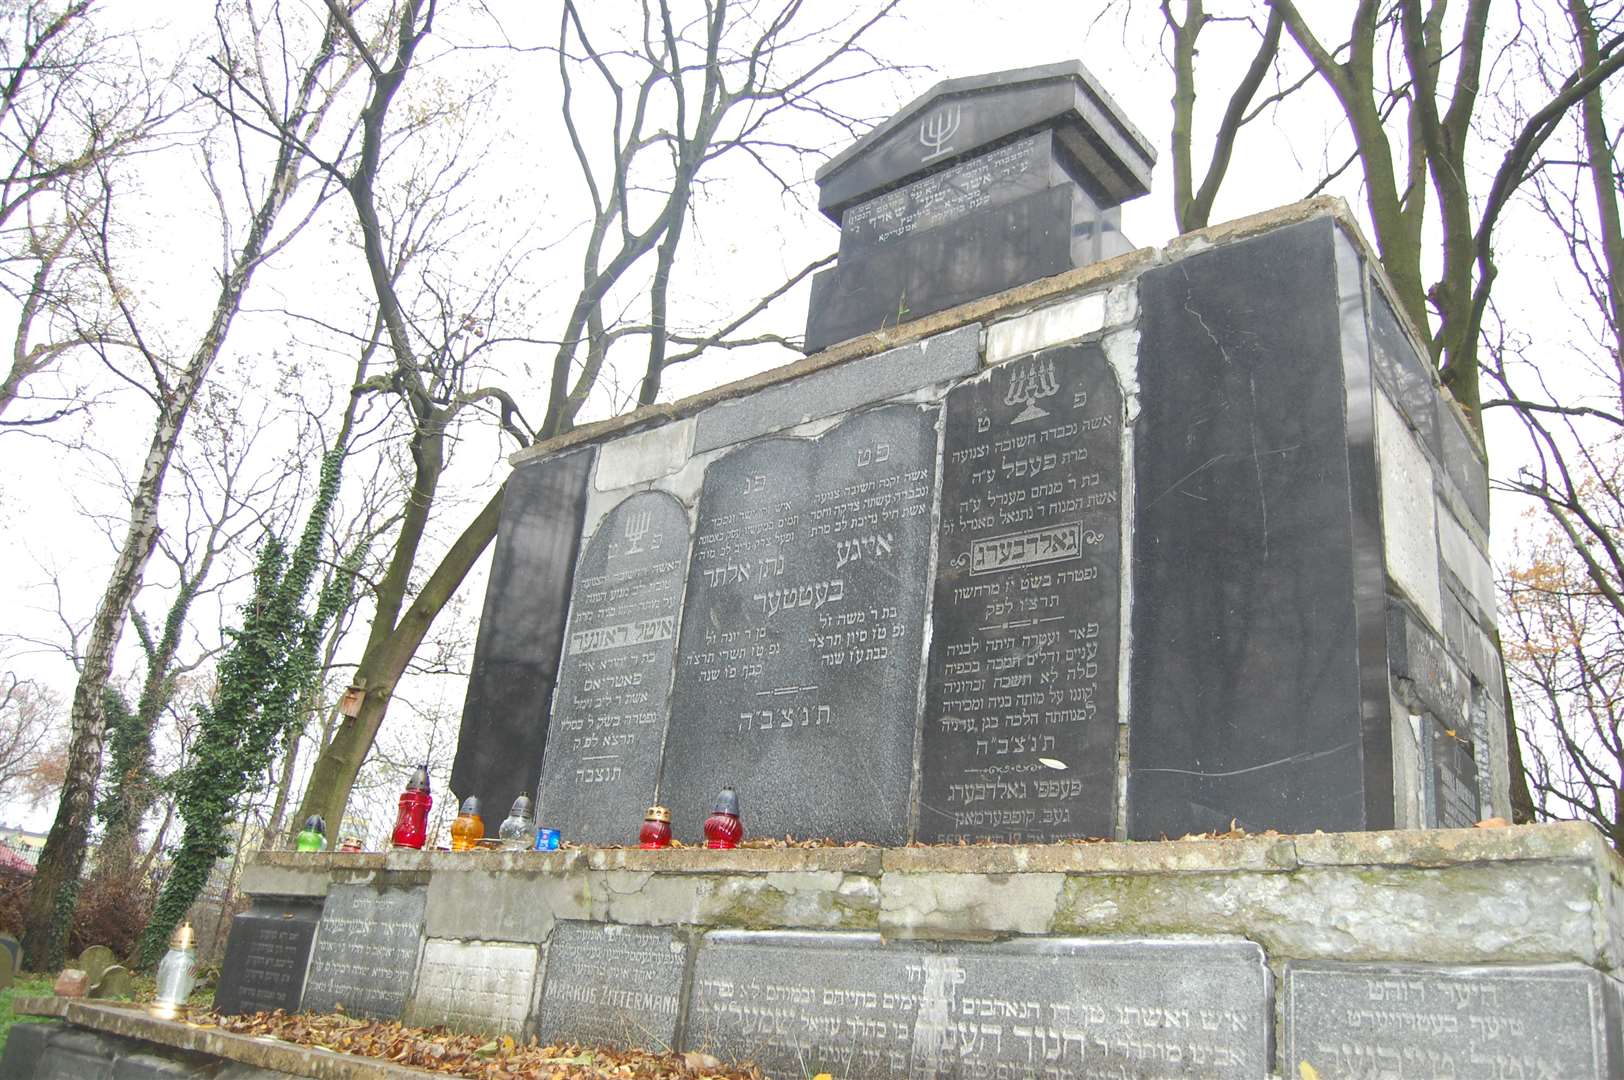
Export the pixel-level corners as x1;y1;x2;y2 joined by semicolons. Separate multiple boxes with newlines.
815;61;1156;221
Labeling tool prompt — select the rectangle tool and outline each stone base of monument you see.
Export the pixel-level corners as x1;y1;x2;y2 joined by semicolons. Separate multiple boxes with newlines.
141;822;1622;1079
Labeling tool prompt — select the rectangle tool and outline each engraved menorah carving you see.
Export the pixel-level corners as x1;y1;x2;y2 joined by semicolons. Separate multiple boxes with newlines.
918;104;962;163
1005;355;1060;424
623;509;652;553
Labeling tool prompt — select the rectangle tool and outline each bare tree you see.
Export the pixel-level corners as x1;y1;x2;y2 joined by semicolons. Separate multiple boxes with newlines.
0;672;64;806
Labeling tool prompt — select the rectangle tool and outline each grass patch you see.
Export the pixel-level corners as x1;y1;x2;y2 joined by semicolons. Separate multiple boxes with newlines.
0;973;59;1054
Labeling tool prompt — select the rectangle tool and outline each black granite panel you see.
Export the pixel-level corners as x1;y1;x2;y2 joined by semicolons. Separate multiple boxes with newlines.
1426;718;1481;829
302;884;426;1020
214;898;323;1015
1283;962;1618;1079
685;931;1271;1079
1129;218;1383;838
806;186;1078;354
453;449;594;818
1367;285;1441;460
662;404;939;844
538;492;691;845
1439;402;1491;529
1386;599;1468;727
920;345;1122;842
534;922;689;1050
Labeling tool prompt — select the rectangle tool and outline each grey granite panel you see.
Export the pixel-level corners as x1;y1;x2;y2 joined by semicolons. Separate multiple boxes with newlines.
1386;600;1468;727
920;345;1123;842
535;922;690;1050
663;405;940;844
35;1028;114;1080
0;1022;52;1080
1439;402;1490;530
1368;285;1441;460
454;448;595;820
685;931;1271;1079
407;939;542;1035
694;325;976;451
538;492;691;845
1283;961;1617;1079
302;884;426;1020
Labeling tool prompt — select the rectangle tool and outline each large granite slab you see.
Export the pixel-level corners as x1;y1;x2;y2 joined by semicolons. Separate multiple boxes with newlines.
538;492;691;844
301;885;426;1020
454;449;594;817
685;931;1271;1079
662;404;939;844
920;344;1123;842
1129;217;1393;838
1283;961;1620;1079
406;939;541;1035
534;922;689;1050
213;898;322;1015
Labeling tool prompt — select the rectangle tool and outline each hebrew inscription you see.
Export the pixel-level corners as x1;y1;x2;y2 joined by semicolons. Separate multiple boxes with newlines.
842;133;1045;251
663;405;939;843
407;939;540;1034
1284;962;1614;1079
214;900;321;1015
686;931;1269;1080
302;885;426;1019
921;345;1123;842
540;492;692;843
535;922;689;1050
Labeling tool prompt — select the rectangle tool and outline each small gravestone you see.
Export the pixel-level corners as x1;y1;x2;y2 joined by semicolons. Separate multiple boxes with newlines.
302;885;427;1020
86;964;131;1000
535;922;689;1050
214;898;323;1015
407;939;542;1035
0;933;19;974
661;404;940;844
77;945;115;986
1284;961;1617;1079
685;931;1270;1079
537;492;693;844
921;344;1124;842
0;939;12;992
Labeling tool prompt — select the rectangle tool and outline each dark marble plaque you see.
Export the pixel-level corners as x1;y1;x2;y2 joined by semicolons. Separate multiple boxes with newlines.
214;898;322;1015
1367;286;1440;460
454;449;595;818
662;404;939;844
1283;962;1619;1079
1426;720;1481;830
535;922;689;1050
1129;218;1393;838
685;931;1270;1079
920;345;1122;843
302;884;426;1019
538;492;692;844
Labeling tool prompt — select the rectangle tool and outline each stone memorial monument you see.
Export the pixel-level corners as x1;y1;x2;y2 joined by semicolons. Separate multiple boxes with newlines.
186;61;1620;1080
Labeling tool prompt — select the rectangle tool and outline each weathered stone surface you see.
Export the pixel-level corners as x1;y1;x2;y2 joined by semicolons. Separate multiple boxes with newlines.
0;1021;53;1080
921;344;1122;842
33;1027;113;1079
1376;390;1442;628
534;922;688;1050
302;885;426;1020
214;899;322;1016
1367;284;1440;459
693;325;977;451
686;931;1270;1079
453;448;595;819
406;939;541;1035
54;969;88;998
78;945;115;985
539;492;692;845
663;404;939;844
1439;399;1490;530
1283;961;1619;1079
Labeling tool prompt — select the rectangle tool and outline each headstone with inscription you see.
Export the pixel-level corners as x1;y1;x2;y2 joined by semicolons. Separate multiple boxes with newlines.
1283;961;1622;1079
685;931;1271;1079
535;922;690;1050
805;62;1155;352
406;939;542;1035
302;885;426;1020
661;404;939;844
921;343;1123;842
214;899;323;1015
537;491;692;843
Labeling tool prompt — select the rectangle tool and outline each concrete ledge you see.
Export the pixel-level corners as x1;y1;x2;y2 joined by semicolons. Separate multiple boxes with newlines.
11;1000;428;1079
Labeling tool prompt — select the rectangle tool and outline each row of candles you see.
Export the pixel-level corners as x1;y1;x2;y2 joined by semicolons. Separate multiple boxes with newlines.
293;764;746;853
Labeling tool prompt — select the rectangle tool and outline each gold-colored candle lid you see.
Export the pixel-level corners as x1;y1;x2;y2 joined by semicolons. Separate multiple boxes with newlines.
644;805;671;823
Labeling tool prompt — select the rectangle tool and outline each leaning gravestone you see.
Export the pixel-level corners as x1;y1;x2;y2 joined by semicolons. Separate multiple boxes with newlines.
537;491;692;844
77;945;114;987
685;931;1271;1079
86;964;131;1000
534;922;689;1050
214;898;324;1015
302;885;426;1019
921;343;1123;842
1283;961;1621;1078
661;404;940;844
0;940;12;992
